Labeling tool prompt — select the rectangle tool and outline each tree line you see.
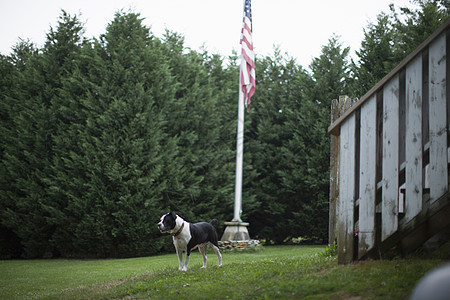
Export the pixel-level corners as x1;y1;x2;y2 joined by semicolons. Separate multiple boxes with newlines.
0;1;448;258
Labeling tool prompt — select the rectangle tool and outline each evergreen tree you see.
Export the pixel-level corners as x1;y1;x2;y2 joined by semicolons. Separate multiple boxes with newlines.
48;39;100;256
160;32;237;225
0;11;86;258
246;49;312;243
246;37;350;243
43;11;87;257
0;51;25;258
70;11;178;257
351;13;397;97
280;36;350;242
304;36;351;241
392;0;449;58
352;0;449;97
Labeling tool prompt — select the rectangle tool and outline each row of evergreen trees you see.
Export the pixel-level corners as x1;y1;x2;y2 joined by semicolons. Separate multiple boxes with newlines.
1;1;448;258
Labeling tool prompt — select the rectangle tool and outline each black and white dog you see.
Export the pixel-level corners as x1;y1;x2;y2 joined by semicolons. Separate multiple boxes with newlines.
158;212;222;271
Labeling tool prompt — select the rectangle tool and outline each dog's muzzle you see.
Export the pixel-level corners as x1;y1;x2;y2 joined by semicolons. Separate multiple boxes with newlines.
158;223;166;233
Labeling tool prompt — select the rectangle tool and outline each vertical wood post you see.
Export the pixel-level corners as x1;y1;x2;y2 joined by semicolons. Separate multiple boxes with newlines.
429;34;448;202
330;96;356;251
382;75;400;241
358;95;377;258
329;99;340;245
338;112;356;264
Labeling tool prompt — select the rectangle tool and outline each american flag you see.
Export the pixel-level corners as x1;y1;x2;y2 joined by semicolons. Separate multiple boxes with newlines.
240;0;255;110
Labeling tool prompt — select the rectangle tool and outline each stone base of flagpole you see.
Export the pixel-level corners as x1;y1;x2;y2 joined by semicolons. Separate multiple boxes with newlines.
220;221;250;241
219;221;261;250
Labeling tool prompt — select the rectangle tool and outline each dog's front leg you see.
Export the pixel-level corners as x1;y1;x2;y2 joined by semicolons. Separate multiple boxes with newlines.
182;250;191;271
176;248;184;271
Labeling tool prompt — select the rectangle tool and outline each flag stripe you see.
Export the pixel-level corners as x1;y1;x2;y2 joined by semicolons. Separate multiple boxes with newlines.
240;0;255;109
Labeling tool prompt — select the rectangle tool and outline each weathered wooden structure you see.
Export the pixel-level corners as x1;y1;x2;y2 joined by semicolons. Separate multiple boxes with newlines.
328;20;450;264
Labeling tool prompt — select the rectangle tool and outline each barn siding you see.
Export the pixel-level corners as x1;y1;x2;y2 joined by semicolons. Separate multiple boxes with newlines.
358;95;377;258
429;33;448;203
382;75;400;241
338;114;356;264
330;22;450;263
405;55;423;222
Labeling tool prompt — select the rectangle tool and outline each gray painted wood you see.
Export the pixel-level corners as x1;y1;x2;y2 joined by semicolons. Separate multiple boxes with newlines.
382;75;400;241
338;114;356;263
358;95;377;257
429;33;448;203
405;55;423;222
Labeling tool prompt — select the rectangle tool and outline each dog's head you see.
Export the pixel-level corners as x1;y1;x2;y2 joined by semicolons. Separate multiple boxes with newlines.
158;212;177;233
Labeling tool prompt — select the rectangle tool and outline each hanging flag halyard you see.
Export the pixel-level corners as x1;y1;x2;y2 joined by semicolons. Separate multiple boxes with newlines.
240;0;255;110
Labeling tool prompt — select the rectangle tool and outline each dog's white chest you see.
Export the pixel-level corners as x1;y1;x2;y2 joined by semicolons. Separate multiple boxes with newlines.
172;230;191;251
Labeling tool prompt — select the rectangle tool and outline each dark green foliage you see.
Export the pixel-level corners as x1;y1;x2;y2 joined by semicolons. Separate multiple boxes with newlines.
352;13;398;97
245;49;316;243
0;2;447;258
352;0;449;97
0;10;240;258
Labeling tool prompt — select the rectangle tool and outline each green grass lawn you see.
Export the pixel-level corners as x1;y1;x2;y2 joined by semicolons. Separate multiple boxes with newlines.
0;245;447;299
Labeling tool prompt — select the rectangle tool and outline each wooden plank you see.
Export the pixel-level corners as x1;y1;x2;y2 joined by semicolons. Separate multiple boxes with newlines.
338;114;356;264
399;183;406;213
329;20;450;136
376;92;384;186
329;96;356;244
355;110;361;201
399;70;407;166
429;33;448;203
358;95;377;258
422;49;430;146
405;55;423;222
329;99;340;244
382;75;400;241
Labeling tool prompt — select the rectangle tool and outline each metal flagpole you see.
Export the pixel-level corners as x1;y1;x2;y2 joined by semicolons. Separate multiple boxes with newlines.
233;78;245;222
219;66;250;241
220;0;252;242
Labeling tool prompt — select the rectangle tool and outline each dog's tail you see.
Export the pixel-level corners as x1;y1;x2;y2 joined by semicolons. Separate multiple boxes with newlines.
210;219;218;226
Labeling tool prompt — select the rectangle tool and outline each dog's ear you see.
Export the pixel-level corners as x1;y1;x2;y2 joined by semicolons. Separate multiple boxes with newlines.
170;212;177;220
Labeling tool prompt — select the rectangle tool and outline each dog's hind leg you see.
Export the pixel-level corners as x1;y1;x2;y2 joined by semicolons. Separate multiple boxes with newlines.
198;245;207;268
211;244;222;266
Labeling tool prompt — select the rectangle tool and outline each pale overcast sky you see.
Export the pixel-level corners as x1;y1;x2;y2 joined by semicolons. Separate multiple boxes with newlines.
1;0;413;68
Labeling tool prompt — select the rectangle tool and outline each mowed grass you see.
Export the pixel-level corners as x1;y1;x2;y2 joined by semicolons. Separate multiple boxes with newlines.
0;254;173;299
1;245;447;299
0;246;318;299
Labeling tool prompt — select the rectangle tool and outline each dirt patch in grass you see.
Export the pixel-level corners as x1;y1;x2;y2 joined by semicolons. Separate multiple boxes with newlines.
336;291;365;300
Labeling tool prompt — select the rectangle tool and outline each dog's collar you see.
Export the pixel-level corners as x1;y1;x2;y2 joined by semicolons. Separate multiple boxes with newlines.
172;222;185;237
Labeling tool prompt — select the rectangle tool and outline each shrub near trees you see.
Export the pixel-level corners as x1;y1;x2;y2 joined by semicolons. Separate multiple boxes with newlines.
1;1;448;258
